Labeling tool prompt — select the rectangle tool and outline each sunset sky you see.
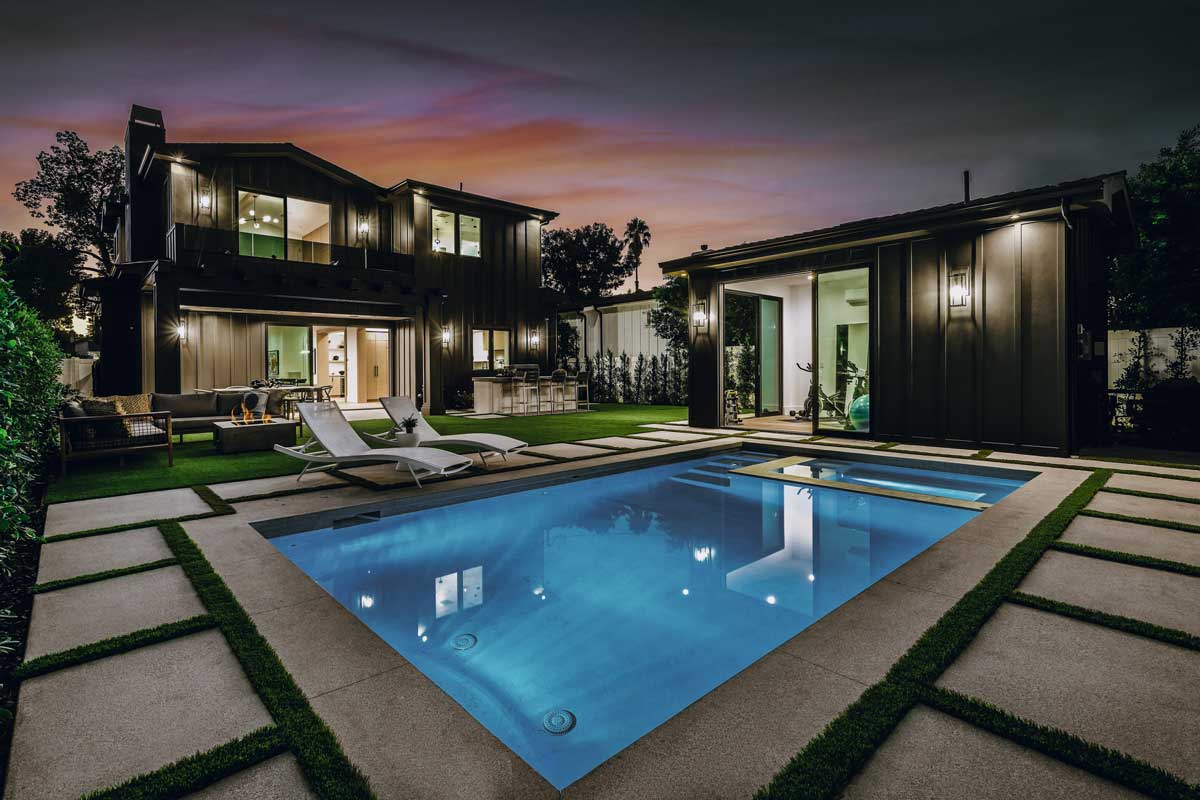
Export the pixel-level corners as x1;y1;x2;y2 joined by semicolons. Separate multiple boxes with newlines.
2;0;1197;288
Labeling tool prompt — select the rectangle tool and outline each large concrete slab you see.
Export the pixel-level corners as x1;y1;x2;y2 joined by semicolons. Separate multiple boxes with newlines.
312;664;557;800
36;525;171;584
986;451;1200;479
639;424;745;436
251;594;407;698
1087;491;1200;526
187;513;285;567
1019;550;1200;636
208;471;347;499
26;565;206;659
628;430;713;442
781;578;955;684
1107;472;1200;501
522;443;614;459
883;536;1009;599
187;753;315;799
817;437;887;448
468;452;552;470
747;431;811;441
563;652;865;799
44;487;212;536
1062;514;1200;567
938;604;1200;782
574;436;663;450
843;706;1144;800
892;444;979;457
5;630;272;800
215;548;329;615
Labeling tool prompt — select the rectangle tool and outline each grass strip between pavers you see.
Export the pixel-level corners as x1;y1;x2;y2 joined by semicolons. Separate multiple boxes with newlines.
916;684;1199;800
80;725;288;800
1079;508;1200;534
155;520;375;799
1049;540;1200;578
31;558;179;594
754;469;1114;800
12;614;216;681
1008;592;1200;652
191;484;235;515
1099;486;1200;506
42;509;230;543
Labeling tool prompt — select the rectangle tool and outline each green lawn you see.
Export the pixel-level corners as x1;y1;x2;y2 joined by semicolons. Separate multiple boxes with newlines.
48;404;688;503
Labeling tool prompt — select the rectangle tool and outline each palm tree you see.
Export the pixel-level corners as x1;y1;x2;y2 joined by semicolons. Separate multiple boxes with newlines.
622;218;652;292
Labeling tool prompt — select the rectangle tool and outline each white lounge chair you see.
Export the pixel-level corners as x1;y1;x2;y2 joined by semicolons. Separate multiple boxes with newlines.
368;396;527;468
275;402;472;487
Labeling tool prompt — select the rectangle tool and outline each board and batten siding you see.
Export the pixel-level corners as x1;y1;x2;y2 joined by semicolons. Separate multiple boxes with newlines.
571;300;670;362
179;311;267;393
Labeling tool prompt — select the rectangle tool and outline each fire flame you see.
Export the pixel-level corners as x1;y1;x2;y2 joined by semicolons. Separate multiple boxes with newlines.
230;403;272;425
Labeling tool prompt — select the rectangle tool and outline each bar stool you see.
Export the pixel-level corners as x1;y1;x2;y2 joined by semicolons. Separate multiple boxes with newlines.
547;369;568;413
514;368;541;416
574;371;591;412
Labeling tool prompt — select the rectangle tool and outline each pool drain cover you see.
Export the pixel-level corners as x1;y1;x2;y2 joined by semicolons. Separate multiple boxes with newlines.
452;633;477;651
542;709;576;735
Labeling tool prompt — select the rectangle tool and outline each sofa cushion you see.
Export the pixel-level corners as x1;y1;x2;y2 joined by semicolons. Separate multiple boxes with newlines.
62;399;87;418
78;398;126;441
152;392;217;417
100;393;151;414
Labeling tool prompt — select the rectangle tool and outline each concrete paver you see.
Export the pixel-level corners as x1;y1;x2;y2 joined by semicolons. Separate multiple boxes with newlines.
26;566;206;659
1061;514;1200;567
36;526;171;584
5;630;271;800
938;604;1200;782
187;753;315;799
44;487;212;536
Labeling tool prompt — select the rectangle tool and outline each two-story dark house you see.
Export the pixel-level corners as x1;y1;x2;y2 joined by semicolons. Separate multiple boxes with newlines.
91;105;557;413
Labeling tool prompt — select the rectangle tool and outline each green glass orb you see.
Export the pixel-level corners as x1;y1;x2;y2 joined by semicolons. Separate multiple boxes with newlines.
848;394;870;431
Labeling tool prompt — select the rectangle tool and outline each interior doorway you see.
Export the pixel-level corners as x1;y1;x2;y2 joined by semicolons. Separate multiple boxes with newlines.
314;326;348;399
357;328;391;402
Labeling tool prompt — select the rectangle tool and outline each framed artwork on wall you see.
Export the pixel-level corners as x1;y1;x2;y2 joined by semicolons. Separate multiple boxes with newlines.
268;349;280;378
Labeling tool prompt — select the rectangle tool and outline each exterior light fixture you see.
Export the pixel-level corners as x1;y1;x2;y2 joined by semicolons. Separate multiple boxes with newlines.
530;331;541;348
1010;213;1020;221
198;192;212;211
807;272;815;281
358;220;370;237
175;321;188;342
441;327;450;346
692;299;708;329
949;271;970;308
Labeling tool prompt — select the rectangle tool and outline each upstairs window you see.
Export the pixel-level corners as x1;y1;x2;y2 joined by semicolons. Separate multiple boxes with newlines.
432;209;456;253
460;214;481;257
237;191;330;264
431;209;483;257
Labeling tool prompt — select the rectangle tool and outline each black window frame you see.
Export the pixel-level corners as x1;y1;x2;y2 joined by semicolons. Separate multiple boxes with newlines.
431;208;483;258
471;327;511;372
236;188;333;265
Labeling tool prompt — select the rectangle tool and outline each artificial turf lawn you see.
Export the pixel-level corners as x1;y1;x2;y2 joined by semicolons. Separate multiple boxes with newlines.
47;404;688;503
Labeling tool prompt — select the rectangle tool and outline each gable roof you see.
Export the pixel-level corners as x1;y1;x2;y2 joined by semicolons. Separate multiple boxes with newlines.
661;172;1131;273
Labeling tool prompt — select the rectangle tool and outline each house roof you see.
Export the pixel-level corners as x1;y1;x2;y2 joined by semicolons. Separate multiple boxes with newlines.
156;143;558;220
660;172;1131;274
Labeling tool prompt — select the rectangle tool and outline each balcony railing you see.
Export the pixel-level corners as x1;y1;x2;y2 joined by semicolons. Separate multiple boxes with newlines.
165;224;413;274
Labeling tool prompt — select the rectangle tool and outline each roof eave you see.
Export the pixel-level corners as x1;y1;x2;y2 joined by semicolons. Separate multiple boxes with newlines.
389;179;559;221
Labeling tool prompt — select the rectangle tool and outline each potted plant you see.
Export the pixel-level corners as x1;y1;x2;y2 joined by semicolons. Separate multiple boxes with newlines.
393;414;421;447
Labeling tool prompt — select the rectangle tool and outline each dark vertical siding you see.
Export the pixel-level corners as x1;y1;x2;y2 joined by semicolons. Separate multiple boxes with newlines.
980;225;1021;446
688;272;721;427
1019;221;1066;449
909;238;942;440
943;235;977;444
875;242;908;436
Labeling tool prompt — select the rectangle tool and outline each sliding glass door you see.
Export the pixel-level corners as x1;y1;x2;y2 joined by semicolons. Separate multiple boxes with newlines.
723;291;782;417
266;324;313;385
758;296;782;415
815;268;871;432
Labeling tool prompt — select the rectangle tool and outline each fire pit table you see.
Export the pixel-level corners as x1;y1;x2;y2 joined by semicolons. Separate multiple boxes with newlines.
213;418;300;454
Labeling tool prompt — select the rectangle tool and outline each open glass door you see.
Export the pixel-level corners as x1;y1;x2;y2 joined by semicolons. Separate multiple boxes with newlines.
758;296;782;415
815;268;871;432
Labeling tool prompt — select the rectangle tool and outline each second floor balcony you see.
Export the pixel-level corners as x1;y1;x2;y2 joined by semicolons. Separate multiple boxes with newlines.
165;223;414;275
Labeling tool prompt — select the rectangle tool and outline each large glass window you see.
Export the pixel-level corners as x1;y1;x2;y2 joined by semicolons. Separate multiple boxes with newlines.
238;192;285;259
815;267;870;432
238;191;330;264
266;324;312;384
286;197;331;264
472;329;510;370
432;209;456;253
460;214;481;257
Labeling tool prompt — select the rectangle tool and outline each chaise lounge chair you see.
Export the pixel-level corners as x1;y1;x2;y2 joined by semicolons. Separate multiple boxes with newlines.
368;396;528;468
275;402;472;487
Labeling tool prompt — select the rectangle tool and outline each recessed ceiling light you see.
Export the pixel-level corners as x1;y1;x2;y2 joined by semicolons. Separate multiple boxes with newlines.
1010;213;1020;221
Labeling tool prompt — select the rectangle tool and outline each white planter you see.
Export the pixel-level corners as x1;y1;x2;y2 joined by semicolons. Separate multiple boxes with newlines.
392;431;420;448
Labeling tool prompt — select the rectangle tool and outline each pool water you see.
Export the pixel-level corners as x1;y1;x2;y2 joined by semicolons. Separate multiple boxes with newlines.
774;457;1026;503
271;451;1009;788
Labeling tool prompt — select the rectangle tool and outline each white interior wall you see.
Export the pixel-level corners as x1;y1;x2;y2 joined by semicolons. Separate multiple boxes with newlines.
723;273;813;415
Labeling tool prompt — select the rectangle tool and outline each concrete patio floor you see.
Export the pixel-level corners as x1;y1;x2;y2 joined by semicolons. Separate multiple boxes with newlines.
9;432;1199;798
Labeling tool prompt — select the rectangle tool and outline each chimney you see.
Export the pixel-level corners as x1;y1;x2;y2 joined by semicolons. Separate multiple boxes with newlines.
124;105;166;261
700;243;708;251
963;170;971;203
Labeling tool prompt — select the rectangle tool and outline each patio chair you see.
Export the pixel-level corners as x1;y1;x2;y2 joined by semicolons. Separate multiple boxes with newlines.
275;402;472;487
368;396;528;468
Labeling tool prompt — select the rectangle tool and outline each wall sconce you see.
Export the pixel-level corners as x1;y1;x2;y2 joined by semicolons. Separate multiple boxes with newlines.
529;331;541;349
441;326;450;346
175;321;188;343
692;299;708;329
357;219;370;237
198;192;212;211
948;271;970;308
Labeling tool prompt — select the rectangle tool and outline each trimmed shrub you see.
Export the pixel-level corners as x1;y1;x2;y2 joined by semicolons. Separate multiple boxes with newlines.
0;275;64;558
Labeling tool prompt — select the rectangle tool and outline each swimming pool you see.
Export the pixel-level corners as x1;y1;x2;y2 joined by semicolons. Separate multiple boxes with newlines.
270;450;1021;788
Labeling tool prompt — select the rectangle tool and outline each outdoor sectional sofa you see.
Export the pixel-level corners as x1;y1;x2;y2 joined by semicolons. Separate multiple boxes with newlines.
57;389;288;473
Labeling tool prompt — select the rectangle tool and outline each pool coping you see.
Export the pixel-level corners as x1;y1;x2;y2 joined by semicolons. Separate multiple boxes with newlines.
191;438;1084;798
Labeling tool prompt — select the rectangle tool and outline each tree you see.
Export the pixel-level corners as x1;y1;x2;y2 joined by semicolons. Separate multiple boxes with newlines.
0;229;87;328
13;131;124;275
556;317;581;367
622;218;652;292
541;222;636;306
648;274;689;354
1109;123;1200;331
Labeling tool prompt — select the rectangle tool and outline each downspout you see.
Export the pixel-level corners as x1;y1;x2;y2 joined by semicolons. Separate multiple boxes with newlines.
1060;197;1074;231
